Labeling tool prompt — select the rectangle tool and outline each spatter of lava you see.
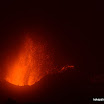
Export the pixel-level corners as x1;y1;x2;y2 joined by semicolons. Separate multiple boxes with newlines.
5;36;74;86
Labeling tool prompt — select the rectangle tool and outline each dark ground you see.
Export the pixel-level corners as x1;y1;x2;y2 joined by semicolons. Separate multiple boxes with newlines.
1;67;89;104
0;1;104;104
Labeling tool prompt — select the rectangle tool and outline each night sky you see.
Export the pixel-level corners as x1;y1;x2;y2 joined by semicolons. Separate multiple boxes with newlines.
0;1;104;103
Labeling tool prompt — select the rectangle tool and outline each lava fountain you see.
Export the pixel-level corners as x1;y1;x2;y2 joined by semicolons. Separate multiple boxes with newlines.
5;35;74;86
5;36;54;86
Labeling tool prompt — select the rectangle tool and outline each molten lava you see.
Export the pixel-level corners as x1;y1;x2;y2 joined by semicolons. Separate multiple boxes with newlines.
5;36;53;86
5;36;74;86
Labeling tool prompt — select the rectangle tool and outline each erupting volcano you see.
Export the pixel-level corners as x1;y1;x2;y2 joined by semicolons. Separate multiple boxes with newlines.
5;35;74;86
5;36;54;86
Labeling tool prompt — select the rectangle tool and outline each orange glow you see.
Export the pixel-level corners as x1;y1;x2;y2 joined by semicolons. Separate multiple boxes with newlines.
5;36;53;86
5;35;74;86
59;65;74;72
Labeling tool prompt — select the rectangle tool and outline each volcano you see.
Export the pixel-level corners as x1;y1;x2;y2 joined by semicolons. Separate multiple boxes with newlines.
5;36;54;86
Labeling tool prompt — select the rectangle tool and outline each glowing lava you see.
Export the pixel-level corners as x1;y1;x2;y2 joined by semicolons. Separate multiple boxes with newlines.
5;35;74;86
59;65;74;72
5;36;53;86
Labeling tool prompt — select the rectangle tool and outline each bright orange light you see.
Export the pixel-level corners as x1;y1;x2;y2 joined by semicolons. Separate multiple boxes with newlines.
5;36;52;86
5;35;74;86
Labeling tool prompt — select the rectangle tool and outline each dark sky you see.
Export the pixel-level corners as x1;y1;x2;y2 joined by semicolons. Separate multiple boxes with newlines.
0;1;103;75
0;1;104;103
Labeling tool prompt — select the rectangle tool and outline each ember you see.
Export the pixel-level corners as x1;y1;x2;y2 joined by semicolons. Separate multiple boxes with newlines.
5;35;74;86
5;36;53;86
